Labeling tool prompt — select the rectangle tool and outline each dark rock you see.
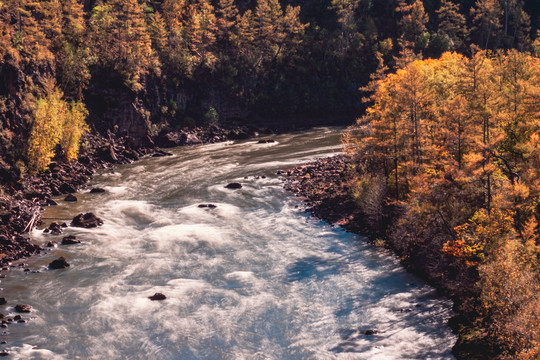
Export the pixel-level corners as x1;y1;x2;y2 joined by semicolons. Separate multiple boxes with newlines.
155;131;182;147
363;330;378;335
49;257;70;270
61;235;81;245
71;213;103;228
228;128;250;140
0;298;5;305
46;199;58;206
225;183;242;189
14;304;31;313
17;319;26;323
257;139;275;144
13;315;20;321
48;222;62;234
64;194;77;202
23;192;48;200
0;351;8;356
61;223;68;227
149;293;166;301
43;228;50;233
59;183;76;194
179;132;202;145
89;188;106;194
198;204;217;209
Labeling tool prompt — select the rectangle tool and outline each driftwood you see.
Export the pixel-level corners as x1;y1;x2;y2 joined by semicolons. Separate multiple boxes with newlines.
23;208;40;233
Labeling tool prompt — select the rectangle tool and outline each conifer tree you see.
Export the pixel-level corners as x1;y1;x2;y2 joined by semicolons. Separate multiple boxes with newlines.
89;0;158;92
471;0;503;49
436;0;469;51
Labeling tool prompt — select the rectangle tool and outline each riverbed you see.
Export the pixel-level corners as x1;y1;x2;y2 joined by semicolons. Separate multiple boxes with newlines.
0;128;456;359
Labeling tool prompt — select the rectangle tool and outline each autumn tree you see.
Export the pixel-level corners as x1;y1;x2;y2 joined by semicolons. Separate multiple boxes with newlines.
27;80;89;172
436;0;469;52
471;0;503;49
396;0;429;51
88;0;158;92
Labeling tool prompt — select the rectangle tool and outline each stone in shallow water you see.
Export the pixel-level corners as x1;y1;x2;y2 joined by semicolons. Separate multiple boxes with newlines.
61;235;81;245
0;298;5;305
49;257;70;270
71;213;103;228
225;183;242;189
14;304;31;313
48;222;62;235
198;204;217;209
363;330;378;335
89;188;106;194
64;194;77;202
149;293;166;301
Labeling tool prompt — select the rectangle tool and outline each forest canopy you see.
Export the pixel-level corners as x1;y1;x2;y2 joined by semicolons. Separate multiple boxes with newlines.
0;0;539;171
344;49;540;359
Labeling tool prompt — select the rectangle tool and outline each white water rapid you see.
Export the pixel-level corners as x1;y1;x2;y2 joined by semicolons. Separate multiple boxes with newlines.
0;128;456;359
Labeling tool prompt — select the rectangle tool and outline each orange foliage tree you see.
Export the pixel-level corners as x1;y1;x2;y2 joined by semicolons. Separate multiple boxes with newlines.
345;49;540;357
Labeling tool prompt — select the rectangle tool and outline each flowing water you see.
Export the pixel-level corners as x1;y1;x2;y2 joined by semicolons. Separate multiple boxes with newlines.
0;128;456;359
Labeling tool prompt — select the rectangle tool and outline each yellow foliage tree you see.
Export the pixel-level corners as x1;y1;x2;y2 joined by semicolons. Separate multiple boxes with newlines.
27;85;89;172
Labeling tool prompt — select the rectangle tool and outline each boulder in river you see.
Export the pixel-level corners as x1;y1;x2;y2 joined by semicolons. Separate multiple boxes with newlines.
363;330;378;335
257;139;276;144
71;213;103;228
61;235;81;245
49;257;70;269
198;204;217;209
149;293;166;301
48;222;63;235
64;194;77;202
43;198;58;206
0;298;6;305
14;304;31;313
89;188;106;194
46;241;57;247
225;183;242;190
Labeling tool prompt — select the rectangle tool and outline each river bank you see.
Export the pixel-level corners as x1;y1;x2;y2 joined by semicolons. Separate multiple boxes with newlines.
283;155;493;360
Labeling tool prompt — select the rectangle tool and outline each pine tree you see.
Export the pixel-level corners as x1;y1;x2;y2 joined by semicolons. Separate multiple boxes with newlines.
436;0;469;51
89;0;158;92
471;0;503;49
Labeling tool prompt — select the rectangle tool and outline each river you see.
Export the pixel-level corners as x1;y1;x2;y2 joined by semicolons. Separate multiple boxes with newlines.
0;127;456;359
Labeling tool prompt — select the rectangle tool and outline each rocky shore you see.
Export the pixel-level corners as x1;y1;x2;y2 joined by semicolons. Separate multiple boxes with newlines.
0;124;260;267
282;155;379;237
282;155;493;360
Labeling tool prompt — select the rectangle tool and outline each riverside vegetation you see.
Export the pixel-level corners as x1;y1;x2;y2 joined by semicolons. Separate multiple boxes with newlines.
289;50;540;359
0;0;540;359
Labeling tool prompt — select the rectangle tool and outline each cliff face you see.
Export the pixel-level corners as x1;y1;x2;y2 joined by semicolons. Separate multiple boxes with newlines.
85;73;153;148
